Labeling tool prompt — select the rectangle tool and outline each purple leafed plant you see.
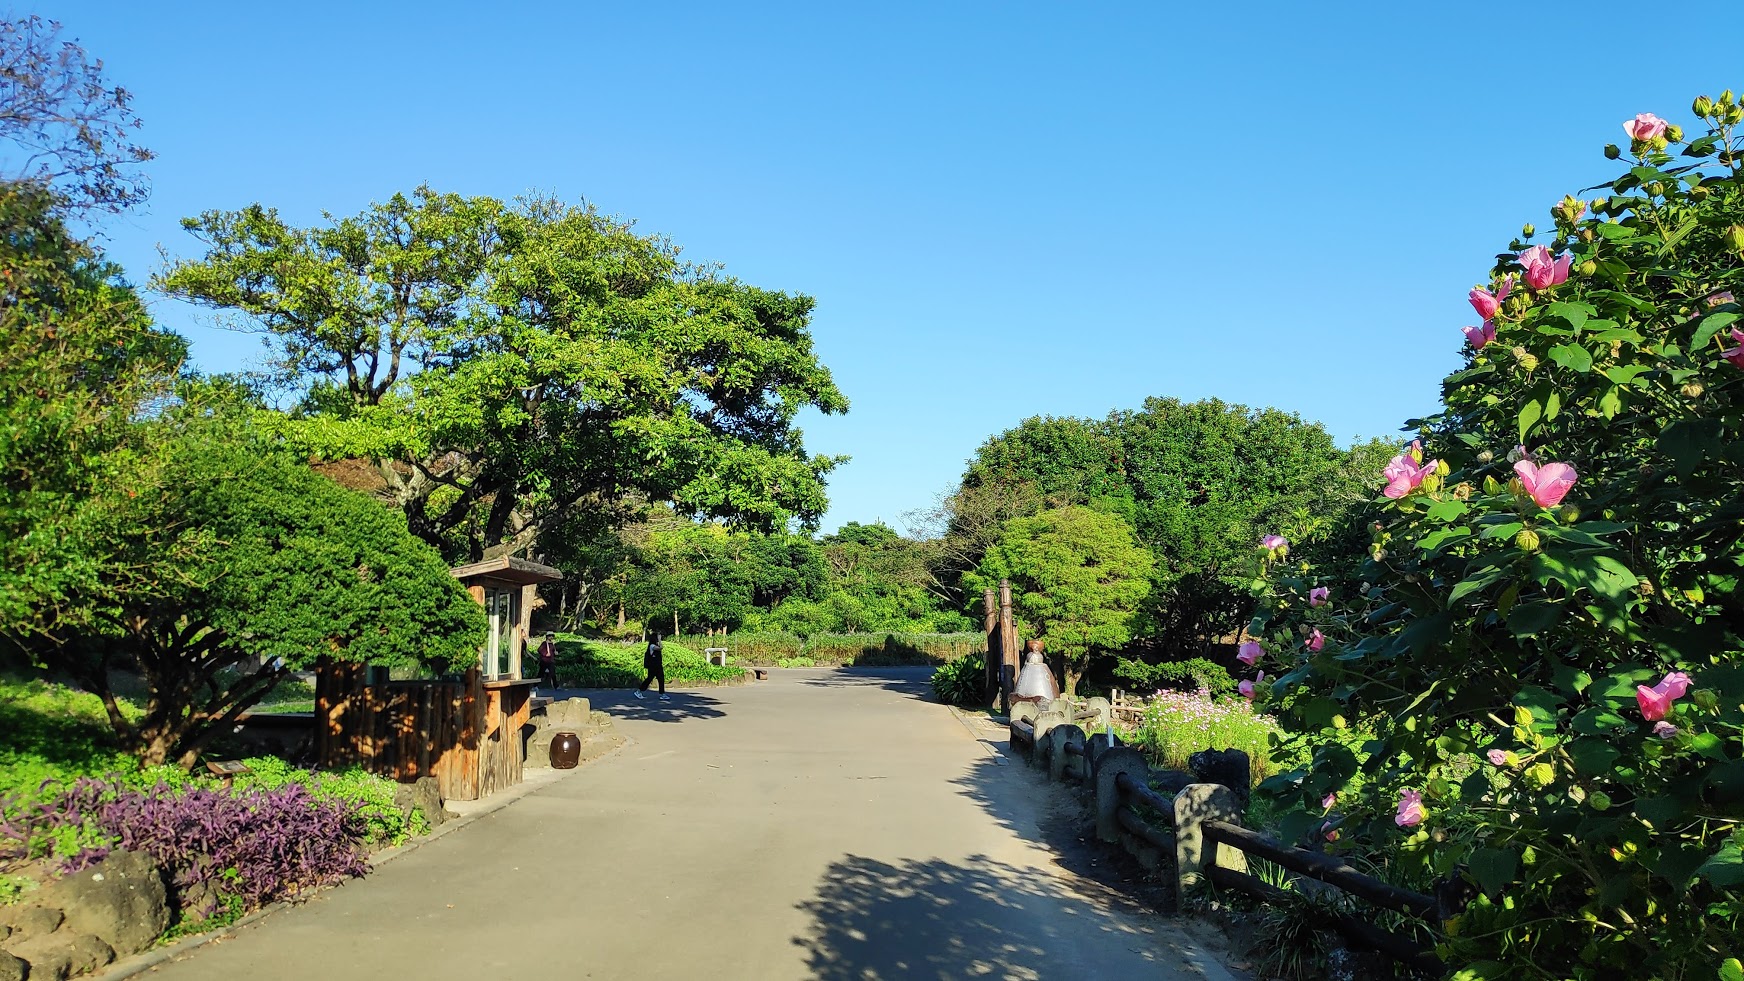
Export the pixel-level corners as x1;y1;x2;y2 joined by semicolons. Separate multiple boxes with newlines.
2;778;369;913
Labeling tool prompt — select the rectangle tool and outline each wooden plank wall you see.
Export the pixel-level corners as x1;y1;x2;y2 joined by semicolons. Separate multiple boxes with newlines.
315;660;515;801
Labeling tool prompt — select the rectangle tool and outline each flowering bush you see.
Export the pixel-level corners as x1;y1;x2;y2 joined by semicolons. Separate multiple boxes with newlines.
1245;91;1744;979
1129;689;1282;785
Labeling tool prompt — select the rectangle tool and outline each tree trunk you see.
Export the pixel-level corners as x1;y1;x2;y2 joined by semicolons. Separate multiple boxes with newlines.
617;600;626;630
1064;662;1081;700
673;611;679;638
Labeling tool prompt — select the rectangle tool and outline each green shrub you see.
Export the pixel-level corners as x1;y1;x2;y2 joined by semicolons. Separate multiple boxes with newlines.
930;653;986;706
673;632;805;665
805;633;984;666
1113;656;1236;697
232;756;425;847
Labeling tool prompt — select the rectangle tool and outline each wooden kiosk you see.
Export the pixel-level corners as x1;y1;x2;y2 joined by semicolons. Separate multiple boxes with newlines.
314;555;563;801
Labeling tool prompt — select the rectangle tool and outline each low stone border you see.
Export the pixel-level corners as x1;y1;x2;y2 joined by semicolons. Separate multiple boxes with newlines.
88;735;630;980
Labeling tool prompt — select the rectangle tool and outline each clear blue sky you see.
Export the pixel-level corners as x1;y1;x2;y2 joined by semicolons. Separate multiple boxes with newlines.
44;0;1731;533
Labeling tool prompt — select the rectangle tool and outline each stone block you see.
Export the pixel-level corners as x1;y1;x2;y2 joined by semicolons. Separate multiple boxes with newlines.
1173;782;1246;908
393;776;455;829
588;710;613;729
0;906;61;942
1048;724;1085;784
0;949;21;981
5;930;114;981
547;697;591;729
31;851;167;957
1189;748;1252;807
1093;747;1151;843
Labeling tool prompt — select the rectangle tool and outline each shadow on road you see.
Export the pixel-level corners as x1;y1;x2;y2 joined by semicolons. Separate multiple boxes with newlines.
792;853;1162;979
794;667;936;702
551;687;729;723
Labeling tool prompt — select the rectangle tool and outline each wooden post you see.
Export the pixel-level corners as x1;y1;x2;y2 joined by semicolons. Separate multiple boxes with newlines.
983;587;1000;711
998;579;1017;715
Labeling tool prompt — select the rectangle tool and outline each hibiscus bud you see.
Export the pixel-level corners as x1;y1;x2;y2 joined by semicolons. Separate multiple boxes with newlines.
1559;504;1581;524
1515;528;1542;552
1588;790;1612;811
1453;482;1473;500
1724;226;1744;252
1694;95;1714;116
1724;89;1737;106
1666;124;1683;142
1435;460;1450;477
1691;185;1711;201
1369;543;1386;561
1646;181;1664;196
1512;347;1539;372
1694;689;1719;712
1476;450;1494;464
1682;380;1705;398
1578;259;1597;277
1522;223;1536;238
1528;762;1556;788
1513;705;1534;726
1578;228;1596;243
1483;475;1503;495
1603;143;1621;160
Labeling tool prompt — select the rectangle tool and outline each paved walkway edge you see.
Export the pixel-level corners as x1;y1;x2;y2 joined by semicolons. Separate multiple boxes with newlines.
90;735;632;980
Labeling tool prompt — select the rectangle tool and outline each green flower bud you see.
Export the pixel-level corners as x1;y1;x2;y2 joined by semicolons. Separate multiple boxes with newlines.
1724;226;1744;252
1578;259;1598;277
1646;181;1664;196
1723;89;1737;106
1694;95;1715;116
1588;790;1612;811
1682;380;1705;399
1692;185;1711;201
1559;504;1581;524
1603;143;1621;160
1522;223;1536;238
1666;124;1683;142
1516;528;1542;552
1483;475;1502;496
1528;762;1555;788
1513;705;1534;726
1694;689;1719;712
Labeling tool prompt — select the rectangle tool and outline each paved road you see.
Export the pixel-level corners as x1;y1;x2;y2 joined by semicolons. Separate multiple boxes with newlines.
145;668;1238;981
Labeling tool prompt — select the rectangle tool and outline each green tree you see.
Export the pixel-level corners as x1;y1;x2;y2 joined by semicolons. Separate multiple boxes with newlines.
965;506;1154;696
156;188;848;562
0;184;184;628
34;413;485;768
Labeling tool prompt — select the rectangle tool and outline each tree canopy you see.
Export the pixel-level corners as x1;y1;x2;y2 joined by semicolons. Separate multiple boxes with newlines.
157;188;849;563
965;506;1154;696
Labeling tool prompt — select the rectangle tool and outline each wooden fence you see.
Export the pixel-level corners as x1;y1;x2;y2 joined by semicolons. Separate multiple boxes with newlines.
1009;698;1448;971
314;660;532;801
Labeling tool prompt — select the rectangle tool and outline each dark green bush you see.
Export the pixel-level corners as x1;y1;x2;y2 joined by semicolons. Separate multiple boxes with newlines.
930;653;986;706
672;632;804;664
551;637;745;688
1113;656;1236;697
669;631;985;666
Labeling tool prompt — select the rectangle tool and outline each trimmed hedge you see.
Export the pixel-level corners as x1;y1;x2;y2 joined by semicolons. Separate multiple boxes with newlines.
673;632;985;667
551;637;746;688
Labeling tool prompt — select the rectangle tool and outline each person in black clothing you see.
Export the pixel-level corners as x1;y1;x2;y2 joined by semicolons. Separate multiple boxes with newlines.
536;631;559;690
635;632;668;700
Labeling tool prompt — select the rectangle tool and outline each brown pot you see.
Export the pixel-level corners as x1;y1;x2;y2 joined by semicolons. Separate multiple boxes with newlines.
549;731;581;769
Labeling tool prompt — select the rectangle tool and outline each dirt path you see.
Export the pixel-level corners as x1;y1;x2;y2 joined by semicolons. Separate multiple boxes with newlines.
141;668;1240;980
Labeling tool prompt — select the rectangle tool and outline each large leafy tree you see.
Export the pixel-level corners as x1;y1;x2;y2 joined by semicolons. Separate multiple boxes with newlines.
37;412;485;768
0;183;184;628
965;506;1154;696
156;188;848;562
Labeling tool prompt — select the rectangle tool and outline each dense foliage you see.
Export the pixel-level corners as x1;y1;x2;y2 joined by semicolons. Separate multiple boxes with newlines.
930;653;986;707
965;506;1154;696
31;415;484;767
158;189;848;563
1248;95;1744;978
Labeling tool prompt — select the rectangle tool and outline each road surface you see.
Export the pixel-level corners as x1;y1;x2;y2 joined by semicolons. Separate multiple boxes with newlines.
145;668;1239;981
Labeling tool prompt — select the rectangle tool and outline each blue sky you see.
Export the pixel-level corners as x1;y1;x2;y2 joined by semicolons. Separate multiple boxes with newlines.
43;0;1731;532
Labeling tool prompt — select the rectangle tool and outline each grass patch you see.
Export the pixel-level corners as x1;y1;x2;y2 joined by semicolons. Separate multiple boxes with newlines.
552;636;745;688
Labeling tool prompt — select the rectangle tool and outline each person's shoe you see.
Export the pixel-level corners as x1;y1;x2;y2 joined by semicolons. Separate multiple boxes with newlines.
633;690;645;699
659;694;671;701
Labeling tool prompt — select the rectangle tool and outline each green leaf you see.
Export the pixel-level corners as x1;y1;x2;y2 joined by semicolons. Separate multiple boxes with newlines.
1546;343;1593;372
1657;219;1698;254
1466;847;1518;897
1696;842;1744;887
1566;739;1620;776
1426;499;1469;522
1417;527;1471;553
1517;399;1542;441
1478;521;1524;540
1603;364;1652;385
1450;568;1505;604
1694;310;1740;350
1657;418;1724;478
1633;796;1684;827
1718;958;1742;981
1599;386;1622;419
1507;600;1562;637
1544;390;1561;421
1571;706;1625;735
1545;301;1594;331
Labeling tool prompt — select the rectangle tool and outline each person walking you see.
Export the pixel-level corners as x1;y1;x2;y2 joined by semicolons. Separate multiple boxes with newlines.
635;632;668;700
536;631;559;690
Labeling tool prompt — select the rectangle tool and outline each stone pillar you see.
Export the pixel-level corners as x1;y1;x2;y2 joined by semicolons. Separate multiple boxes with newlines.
998;580;1017;715
1174;783;1246;907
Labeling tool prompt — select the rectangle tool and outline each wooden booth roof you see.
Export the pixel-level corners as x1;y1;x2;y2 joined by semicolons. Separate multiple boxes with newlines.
449;555;564;586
